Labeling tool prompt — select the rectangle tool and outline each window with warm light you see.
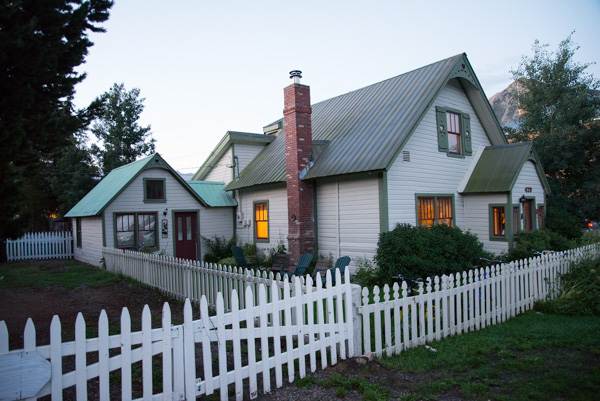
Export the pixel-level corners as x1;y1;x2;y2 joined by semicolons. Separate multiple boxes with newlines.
417;196;453;227
492;206;506;237
254;201;269;241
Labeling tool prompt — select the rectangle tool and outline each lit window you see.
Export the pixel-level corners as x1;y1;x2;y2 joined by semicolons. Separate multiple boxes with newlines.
417;196;453;227
254;202;268;240
492;206;506;237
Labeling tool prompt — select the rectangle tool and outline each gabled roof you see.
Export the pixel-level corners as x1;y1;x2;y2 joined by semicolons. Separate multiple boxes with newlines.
462;142;551;194
192;131;275;181
225;53;507;190
187;181;237;207
66;153;214;218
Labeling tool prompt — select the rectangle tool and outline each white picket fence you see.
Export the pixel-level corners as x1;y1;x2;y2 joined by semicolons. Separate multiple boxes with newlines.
103;248;303;310
0;269;354;401
360;243;599;357
5;232;73;261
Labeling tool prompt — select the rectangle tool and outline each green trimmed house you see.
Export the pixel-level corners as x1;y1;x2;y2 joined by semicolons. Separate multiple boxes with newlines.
66;154;236;266
193;53;549;267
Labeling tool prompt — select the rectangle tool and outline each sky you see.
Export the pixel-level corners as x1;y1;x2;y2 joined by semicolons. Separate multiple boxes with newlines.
72;0;600;174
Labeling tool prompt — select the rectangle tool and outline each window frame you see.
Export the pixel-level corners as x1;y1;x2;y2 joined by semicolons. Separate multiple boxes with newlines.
415;194;455;227
436;106;472;158
76;218;82;248
114;212;159;250
489;204;508;241
143;178;166;203
253;200;269;243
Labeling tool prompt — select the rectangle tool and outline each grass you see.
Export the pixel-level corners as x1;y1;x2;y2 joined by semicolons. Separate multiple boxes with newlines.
379;311;600;401
0;259;128;290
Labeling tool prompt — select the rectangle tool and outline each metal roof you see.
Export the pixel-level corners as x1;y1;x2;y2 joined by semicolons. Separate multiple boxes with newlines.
186;181;237;207
462;142;550;193
66;153;231;218
225;53;507;190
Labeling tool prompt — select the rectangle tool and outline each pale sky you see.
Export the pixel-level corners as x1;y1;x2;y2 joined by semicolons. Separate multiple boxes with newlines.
72;0;600;173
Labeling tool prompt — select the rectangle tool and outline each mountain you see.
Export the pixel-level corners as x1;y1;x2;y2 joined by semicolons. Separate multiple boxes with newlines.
488;81;521;127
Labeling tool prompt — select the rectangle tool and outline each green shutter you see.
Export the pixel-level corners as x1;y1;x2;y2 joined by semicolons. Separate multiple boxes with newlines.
462;112;472;156
436;106;448;152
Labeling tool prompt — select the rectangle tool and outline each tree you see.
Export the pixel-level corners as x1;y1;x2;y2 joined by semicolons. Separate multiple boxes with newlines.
0;0;113;241
91;83;156;175
509;33;600;221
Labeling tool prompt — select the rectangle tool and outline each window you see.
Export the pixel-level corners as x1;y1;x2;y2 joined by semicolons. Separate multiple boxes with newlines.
537;205;545;229
76;218;82;248
491;206;506;238
436;106;472;157
254;201;269;241
417;196;453;227
144;179;166;202
115;212;157;249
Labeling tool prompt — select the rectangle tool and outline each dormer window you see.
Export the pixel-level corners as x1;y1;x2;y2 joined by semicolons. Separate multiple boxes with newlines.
144;178;166;202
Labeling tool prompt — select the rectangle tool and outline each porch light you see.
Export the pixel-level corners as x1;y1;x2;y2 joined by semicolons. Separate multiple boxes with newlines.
519;194;527;204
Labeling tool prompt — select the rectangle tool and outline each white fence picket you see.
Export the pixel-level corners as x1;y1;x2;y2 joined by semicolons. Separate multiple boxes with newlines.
6;232;73;261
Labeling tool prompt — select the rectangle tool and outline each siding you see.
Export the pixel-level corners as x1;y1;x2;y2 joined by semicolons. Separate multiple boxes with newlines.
199;207;235;260
205;149;234;183
103;168;205;257
234;143;266;175
317;175;380;272
464;193;510;255
387;79;493;234
73;216;104;267
235;184;289;253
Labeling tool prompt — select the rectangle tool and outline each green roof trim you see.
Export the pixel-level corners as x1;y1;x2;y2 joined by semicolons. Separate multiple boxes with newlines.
192;131;274;181
186;181;237;207
462;142;551;194
225;53;507;191
66;153;214;218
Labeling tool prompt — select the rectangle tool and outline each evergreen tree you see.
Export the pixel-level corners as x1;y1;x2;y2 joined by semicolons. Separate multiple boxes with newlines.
0;0;113;240
510;33;600;221
91;83;156;175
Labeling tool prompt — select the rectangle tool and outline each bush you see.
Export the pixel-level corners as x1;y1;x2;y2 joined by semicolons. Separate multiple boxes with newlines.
374;223;489;283
202;235;236;263
535;258;600;315
506;229;574;261
545;205;582;240
581;231;600;246
353;257;380;287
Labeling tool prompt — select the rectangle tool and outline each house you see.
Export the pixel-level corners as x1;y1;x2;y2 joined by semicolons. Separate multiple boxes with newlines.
193;53;549;268
66;153;236;266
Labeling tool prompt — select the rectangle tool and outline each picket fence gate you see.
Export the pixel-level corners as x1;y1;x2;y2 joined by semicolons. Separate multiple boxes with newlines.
360;243;598;357
5;232;73;261
0;269;356;401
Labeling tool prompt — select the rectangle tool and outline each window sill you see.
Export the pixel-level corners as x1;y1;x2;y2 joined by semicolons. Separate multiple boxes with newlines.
143;199;167;203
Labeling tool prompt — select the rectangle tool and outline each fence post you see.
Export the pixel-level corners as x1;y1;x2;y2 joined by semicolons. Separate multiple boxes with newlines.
350;284;362;357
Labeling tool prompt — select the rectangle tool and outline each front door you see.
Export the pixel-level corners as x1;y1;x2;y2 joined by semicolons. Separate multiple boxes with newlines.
175;212;197;260
523;200;533;232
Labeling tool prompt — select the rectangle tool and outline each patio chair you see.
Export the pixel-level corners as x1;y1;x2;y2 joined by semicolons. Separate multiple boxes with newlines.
231;245;259;269
314;256;351;285
270;253;290;273
280;253;313;279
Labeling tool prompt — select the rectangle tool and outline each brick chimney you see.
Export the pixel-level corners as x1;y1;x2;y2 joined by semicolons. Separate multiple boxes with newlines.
284;70;315;265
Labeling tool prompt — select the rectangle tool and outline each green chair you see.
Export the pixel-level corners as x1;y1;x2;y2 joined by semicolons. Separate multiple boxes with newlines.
315;256;351;285
280;253;313;279
231;245;259;269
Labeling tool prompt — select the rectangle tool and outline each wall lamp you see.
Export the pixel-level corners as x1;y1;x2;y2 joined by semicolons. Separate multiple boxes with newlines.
519;195;527;204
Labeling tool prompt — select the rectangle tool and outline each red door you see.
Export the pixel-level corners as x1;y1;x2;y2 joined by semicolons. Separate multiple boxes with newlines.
175;212;197;260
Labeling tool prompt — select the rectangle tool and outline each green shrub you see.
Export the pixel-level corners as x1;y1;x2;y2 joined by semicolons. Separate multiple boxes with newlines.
217;256;236;266
535;258;600;315
202;235;236;263
545;205;582;240
374;223;489;283
353;257;380;287
581;231;600;246
506;229;574;261
262;240;287;267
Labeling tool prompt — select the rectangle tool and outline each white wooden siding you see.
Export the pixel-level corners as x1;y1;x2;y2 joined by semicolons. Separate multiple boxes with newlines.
234;143;265;174
73;217;103;267
103;168;205;257
317;175;380;271
463;193;510;255
205;149;233;183
199;207;235;259
235;184;289;252
387;79;493;240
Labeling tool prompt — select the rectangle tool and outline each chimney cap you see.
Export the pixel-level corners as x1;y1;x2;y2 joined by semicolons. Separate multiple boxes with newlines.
289;70;302;83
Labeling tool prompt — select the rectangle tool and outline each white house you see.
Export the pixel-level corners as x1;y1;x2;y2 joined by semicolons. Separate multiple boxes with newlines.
66;153;236;266
193;53;550;269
